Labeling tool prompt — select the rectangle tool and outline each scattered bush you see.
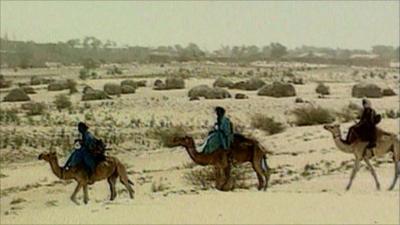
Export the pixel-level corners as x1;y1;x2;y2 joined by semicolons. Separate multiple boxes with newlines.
235;93;248;99
30;76;53;85
292;77;305;85
0;74;11;88
336;103;361;122
21;86;36;94
67;79;78;94
213;77;234;88
121;85;136;94
258;82;296;97
382;88;396;96
251;114;285;135
231;78;265;90
315;83;330;95
165;77;185;90
82;90;111;101
292;105;335;126
188;85;231;99
295;97;304;103
3;88;30;102
79;68;90;80
147;125;187;147
120;80;138;89
22;102;47;116
103;83;121;95
48;80;69;91
54;94;72;110
352;83;382;98
0;108;20;124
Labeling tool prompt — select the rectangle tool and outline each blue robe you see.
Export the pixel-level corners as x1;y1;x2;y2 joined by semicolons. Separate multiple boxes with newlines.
201;116;234;154
64;131;96;174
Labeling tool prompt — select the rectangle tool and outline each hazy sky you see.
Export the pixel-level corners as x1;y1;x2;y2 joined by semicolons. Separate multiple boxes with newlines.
1;1;399;50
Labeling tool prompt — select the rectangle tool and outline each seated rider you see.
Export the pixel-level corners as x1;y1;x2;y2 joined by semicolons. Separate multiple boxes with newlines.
345;99;381;149
199;106;234;154
64;122;97;179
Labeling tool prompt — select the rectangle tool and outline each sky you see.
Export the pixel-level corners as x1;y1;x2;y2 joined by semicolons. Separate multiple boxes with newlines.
0;1;399;50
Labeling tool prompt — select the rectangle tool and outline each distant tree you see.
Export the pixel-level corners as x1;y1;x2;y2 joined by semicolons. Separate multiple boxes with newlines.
269;43;287;59
66;39;80;48
372;45;395;59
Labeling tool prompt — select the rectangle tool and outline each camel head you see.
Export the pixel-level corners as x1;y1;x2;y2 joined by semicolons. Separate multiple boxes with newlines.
38;152;57;162
171;136;194;148
323;124;341;136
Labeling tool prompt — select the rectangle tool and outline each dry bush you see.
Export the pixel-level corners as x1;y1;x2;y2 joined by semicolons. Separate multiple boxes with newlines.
251;114;285;135
103;83;121;95
0;108;20;124
165;77;185;90
292;105;335;126
315;83;330;95
213;77;234;88
120;80;138;89
183;165;253;190
48;80;69;91
235;93;248;99
258;82;296;97
0;74;12;88
382;88;396;96
352;83;382;98
66;79;78;94
336;103;362;122
121;85;136;94
230;78;265;90
54;94;72;110
82;89;110;101
21;86;36;94
188;85;231;99
22;102;47;116
3;88;30;102
146;125;187;147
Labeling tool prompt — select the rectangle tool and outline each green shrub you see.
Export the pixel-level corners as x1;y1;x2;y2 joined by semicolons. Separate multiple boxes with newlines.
292;106;335;126
79;69;90;80
103;83;121;95
3;88;30;102
251;114;285;135
22;102;47;116
54;94;72;110
0;108;20;124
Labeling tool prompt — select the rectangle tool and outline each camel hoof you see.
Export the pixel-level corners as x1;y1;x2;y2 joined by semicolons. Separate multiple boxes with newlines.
70;198;80;205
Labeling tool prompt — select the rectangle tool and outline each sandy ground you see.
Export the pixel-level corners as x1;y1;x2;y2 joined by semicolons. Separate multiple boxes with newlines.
0;65;399;224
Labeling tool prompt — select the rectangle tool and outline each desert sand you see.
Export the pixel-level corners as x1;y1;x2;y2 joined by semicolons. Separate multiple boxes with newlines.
0;63;399;224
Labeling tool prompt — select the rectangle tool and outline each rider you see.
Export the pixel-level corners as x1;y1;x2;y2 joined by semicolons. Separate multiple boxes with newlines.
200;106;234;154
345;99;381;149
64;122;97;179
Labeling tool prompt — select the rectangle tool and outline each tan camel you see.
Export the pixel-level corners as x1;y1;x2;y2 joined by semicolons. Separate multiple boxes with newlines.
323;124;399;190
38;152;135;204
172;134;272;191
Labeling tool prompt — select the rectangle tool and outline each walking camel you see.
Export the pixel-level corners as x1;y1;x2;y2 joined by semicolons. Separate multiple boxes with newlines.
323;124;399;190
38;152;135;204
172;134;272;191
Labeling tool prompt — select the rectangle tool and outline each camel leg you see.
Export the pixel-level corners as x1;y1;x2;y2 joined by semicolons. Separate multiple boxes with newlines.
107;176;117;201
388;161;399;191
252;161;265;191
262;156;271;191
221;165;233;191
120;176;135;199
83;184;89;204
215;167;224;190
70;183;82;205
346;158;360;191
363;158;380;190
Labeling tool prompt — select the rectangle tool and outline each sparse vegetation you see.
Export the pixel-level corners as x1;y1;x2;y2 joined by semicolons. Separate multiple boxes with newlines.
104;83;122;95
292;105;335;126
146;125;187;147
54;94;72;111
213;77;234;88
251;114;285;135
3;88;30;102
352;83;382;98
258;82;296;97
188;85;231;99
315;83;330;95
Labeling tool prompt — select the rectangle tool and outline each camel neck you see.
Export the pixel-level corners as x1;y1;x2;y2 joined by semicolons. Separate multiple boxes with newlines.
331;133;353;154
48;157;64;179
183;141;211;166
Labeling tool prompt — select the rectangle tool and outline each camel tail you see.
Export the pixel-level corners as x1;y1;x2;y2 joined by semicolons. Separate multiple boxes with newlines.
261;155;269;172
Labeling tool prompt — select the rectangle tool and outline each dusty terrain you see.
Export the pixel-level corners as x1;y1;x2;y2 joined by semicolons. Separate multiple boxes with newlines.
0;63;399;224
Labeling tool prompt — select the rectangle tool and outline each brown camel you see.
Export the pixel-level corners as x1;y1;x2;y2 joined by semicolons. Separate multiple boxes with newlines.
38;152;135;204
172;134;272;191
324;124;399;190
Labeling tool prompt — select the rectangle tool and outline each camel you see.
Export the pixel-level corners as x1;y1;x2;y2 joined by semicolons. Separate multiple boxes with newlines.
172;134;272;191
323;124;399;190
38;152;135;204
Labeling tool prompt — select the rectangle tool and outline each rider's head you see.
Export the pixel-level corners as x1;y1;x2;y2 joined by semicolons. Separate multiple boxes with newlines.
215;106;225;118
362;98;371;109
78;122;89;134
